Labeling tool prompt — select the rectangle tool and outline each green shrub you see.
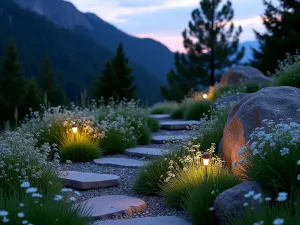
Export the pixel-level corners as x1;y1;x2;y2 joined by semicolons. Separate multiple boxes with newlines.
137;125;151;145
184;100;213;120
237;119;300;195
272;52;300;88
227;191;300;225
134;147;187;195
0;189;90;225
147;117;160;132
171;103;187;119
150;102;178;114
101;129;137;154
183;168;240;225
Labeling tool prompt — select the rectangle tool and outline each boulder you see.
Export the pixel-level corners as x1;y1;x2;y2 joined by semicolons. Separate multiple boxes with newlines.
212;93;248;110
220;66;271;85
222;86;300;167
213;181;264;225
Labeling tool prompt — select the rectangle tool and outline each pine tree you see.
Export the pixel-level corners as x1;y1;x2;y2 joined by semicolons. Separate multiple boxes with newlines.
21;78;42;115
39;54;67;106
251;0;300;74
161;0;244;101
0;38;27;124
92;43;136;102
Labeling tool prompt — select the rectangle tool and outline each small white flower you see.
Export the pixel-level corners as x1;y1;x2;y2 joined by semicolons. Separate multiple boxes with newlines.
243;202;249;207
253;193;262;201
69;197;77;201
254;221;264;225
20;181;30;188
22;220;28;224
32;193;43;198
297;174;300;181
26;187;38;194
280;147;290;156
2;217;9;223
18;212;25;218
273;218;284;225
244;190;255;198
276;192;288;202
265;197;272;201
54;195;64;201
61;188;73;193
0;211;9;217
74;191;81;196
297;160;300;166
209;207;214;211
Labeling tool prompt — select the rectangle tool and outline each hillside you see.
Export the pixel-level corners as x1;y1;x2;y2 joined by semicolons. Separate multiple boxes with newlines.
14;0;175;83
0;0;163;103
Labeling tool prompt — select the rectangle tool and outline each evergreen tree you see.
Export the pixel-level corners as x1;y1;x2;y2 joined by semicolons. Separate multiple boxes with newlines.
93;43;136;102
251;0;300;74
161;0;244;101
22;78;42;113
39;54;67;106
0;39;27;124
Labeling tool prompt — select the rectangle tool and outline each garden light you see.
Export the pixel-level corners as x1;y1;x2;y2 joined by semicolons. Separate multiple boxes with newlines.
203;93;208;99
72;124;78;134
202;153;210;166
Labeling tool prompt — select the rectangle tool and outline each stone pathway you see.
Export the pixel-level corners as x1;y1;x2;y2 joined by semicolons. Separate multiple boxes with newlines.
92;216;191;225
59;171;120;190
60;114;196;224
124;147;169;159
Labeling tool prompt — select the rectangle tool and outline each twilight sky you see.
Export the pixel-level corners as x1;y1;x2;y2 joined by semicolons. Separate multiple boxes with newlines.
68;0;268;52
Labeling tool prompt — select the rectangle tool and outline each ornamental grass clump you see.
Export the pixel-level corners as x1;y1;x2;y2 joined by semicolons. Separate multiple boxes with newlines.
150;101;179;114
160;143;238;208
236;115;300;195
272;52;300;88
183;100;213;120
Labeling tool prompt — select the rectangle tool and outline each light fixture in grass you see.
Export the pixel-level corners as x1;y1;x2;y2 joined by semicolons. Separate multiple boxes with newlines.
183;100;213;120
0;188;91;225
59;128;102;162
236;118;300;195
227;190;300;225
183;169;240;225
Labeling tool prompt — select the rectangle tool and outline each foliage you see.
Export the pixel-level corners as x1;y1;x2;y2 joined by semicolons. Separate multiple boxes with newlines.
136;125;151;145
236;117;300;195
251;0;300;74
92;43;136;103
147;117;160;132
58;130;102;162
171;102;187;119
272;52;300;88
161;0;244;101
183;169;240;225
184;100;212;120
39;54;67;106
227;190;300;225
150;101;179;114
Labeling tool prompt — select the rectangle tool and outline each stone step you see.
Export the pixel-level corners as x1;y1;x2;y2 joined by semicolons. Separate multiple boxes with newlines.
160;120;200;130
59;171;120;190
77;195;147;220
92;216;192;225
149;114;171;120
124;147;169;159
93;157;148;168
151;134;189;144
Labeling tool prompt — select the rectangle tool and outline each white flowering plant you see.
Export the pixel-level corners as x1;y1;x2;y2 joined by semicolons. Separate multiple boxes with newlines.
236;116;300;195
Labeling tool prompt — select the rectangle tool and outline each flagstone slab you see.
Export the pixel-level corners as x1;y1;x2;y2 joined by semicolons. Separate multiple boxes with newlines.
124;147;169;159
149;114;171;120
92;216;192;225
160;120;200;130
78;195;147;220
59;171;120;190
151;134;189;144
93;157;148;168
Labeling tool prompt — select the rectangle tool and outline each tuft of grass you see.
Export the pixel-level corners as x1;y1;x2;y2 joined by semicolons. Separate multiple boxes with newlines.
0;189;91;225
183;168;240;225
100;129;137;154
59;131;102;162
137;125;151;145
161;164;239;209
133;147;187;195
171;103;187;119
184;100;213;120
150;101;178;114
147;117;160;132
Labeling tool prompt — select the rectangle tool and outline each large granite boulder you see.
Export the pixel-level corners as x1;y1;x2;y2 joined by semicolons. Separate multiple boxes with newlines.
212;93;248;111
220;66;271;85
222;86;300;167
214;181;264;225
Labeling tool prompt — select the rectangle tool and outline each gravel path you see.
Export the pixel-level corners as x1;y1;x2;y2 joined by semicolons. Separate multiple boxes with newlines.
60;162;188;222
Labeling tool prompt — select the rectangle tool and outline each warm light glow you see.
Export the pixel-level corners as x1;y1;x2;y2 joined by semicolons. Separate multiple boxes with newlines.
72;124;78;134
203;93;208;99
202;154;210;166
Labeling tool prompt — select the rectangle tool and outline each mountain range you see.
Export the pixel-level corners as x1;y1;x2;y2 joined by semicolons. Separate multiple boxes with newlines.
0;0;259;104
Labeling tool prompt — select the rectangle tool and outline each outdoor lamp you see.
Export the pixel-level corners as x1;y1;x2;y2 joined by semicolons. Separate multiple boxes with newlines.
202;153;210;166
72;124;78;134
203;93;208;99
